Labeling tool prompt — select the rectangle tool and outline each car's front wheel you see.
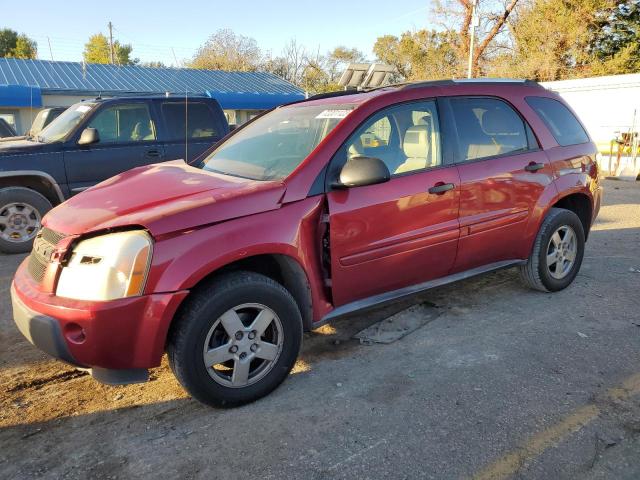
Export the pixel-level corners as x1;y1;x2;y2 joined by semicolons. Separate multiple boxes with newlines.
520;207;585;292
0;187;52;254
167;271;303;407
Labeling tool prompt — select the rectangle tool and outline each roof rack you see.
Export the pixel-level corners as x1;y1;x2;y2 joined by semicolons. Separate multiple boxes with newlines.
287;78;543;107
401;78;541;90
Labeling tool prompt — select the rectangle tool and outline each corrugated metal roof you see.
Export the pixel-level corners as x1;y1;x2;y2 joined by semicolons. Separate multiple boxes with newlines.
0;58;304;98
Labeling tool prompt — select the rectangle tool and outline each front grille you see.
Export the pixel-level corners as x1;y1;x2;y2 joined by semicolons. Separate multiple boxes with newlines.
27;227;67;283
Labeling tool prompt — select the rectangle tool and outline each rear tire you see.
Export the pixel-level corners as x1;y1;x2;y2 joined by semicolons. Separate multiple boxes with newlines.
0;187;52;254
520;208;585;292
167;271;303;408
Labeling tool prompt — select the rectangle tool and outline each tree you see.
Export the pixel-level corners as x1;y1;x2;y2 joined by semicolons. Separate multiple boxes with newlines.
490;0;618;80
434;0;523;76
0;28;37;59
374;30;460;81
83;33;136;65
590;0;640;74
262;41;366;94
140;61;167;68
190;29;262;71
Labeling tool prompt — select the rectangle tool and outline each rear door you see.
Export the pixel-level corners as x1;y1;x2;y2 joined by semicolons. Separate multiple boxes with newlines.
63;101;165;194
159;100;225;164
327;100;461;306
442;96;553;273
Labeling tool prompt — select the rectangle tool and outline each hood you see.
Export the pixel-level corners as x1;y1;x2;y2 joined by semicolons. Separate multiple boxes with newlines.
43;160;286;236
0;139;47;153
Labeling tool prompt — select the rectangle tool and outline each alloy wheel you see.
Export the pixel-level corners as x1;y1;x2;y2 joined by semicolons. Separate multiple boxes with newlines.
0;202;41;243
545;225;578;280
202;303;284;388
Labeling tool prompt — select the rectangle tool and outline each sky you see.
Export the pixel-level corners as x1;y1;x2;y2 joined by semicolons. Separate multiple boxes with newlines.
1;0;436;66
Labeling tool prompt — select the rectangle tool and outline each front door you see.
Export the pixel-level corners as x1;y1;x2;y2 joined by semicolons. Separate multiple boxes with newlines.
327;100;461;306
63;102;165;194
443;96;554;273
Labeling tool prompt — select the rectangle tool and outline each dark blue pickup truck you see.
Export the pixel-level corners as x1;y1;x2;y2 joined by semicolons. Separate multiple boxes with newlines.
0;96;228;253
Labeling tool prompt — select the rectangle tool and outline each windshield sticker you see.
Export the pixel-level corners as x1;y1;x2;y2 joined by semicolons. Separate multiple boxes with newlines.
75;105;92;113
315;109;352;119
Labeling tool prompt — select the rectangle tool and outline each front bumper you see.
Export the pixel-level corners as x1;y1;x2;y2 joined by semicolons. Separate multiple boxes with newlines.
12;258;188;384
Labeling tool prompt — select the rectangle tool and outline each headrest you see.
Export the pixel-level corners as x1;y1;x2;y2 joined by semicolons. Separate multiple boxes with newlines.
348;136;365;158
481;109;519;135
403;125;430;159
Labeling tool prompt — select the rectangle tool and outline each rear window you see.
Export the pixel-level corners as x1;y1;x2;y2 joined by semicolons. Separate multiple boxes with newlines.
525;96;589;146
162;102;220;141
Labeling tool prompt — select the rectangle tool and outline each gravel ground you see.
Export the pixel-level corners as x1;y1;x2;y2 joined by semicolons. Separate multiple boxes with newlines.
1;178;639;479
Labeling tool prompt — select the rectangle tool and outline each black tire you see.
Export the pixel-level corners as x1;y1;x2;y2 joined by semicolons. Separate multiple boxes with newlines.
0;187;52;254
167;271;303;408
520;207;585;292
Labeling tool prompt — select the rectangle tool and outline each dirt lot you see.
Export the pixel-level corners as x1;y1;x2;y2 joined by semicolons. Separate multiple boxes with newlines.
1;178;639;479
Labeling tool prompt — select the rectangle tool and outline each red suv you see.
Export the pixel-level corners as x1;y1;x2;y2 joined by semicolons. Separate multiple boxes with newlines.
12;80;602;407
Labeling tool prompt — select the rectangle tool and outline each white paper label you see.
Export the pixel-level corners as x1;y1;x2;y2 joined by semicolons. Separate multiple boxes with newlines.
315;109;352;119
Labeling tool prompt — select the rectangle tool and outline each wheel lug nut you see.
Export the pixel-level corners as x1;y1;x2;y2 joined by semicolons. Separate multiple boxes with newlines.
248;331;256;340
240;352;247;359
250;344;258;352
235;331;243;340
229;345;238;354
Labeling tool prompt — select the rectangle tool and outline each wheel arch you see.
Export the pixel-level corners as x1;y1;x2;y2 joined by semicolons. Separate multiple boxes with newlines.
171;252;315;332
0;171;65;206
551;192;592;240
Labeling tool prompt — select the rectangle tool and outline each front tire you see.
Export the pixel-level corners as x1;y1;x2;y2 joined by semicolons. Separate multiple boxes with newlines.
167;271;303;408
520;207;585;292
0;187;52;254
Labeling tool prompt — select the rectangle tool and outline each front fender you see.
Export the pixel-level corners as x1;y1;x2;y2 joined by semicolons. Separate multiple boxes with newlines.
145;196;332;322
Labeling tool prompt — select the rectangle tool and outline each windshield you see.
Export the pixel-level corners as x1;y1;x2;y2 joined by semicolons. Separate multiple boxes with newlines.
200;104;356;180
38;103;96;143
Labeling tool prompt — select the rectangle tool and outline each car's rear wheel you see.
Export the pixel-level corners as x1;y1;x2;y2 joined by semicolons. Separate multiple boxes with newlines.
0;187;52;254
520;207;585;292
167;271;303;407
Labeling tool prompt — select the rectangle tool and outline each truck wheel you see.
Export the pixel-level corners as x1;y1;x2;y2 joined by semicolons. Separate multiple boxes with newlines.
0;187;52;254
520;207;585;292
167;271;303;408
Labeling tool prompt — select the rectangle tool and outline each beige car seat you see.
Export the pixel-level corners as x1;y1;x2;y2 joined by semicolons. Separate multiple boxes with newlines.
131;121;155;141
394;125;430;174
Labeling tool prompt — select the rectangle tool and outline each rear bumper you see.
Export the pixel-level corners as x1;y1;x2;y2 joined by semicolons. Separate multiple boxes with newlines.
11;258;189;381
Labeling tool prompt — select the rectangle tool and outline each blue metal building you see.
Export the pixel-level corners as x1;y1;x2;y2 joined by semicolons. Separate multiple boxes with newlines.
0;58;305;133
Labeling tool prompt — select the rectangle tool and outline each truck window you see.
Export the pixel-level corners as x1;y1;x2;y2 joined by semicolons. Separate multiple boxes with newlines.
161;102;219;141
87;104;156;143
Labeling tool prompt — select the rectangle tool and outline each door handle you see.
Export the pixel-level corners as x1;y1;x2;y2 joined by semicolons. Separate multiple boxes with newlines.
428;182;455;194
145;149;162;159
524;162;544;172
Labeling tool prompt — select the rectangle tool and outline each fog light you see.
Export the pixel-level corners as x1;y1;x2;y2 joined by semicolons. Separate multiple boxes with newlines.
64;323;86;344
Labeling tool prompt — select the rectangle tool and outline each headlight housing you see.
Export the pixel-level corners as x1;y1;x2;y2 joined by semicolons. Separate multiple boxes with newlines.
56;230;153;301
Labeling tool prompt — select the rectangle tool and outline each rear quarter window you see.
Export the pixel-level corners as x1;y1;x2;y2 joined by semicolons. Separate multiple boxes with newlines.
525;96;589;146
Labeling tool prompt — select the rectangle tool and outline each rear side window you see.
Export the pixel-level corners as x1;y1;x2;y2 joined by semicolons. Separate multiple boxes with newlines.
162;102;219;141
449;97;533;162
525;96;589;146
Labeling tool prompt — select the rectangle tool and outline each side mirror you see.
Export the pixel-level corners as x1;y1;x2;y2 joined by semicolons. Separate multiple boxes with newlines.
78;128;99;146
334;156;391;189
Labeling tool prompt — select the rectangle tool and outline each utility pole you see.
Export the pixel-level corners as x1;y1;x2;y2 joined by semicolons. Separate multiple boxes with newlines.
108;21;115;64
46;37;54;61
467;0;479;78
